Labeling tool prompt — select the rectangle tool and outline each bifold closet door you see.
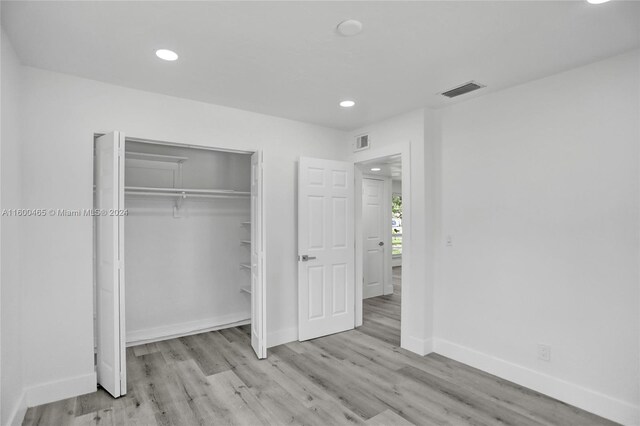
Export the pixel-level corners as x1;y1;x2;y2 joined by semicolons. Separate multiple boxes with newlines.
251;151;266;359
298;157;355;341
95;131;126;397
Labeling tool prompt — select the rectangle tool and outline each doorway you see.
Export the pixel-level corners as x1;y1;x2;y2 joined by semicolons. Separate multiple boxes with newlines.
296;144;411;350
356;155;402;345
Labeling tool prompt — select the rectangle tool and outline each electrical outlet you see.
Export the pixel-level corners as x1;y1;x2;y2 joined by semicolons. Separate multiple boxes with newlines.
537;344;551;362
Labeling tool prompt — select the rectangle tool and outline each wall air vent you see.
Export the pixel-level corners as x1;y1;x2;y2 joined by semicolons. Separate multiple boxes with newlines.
354;134;370;152
441;81;485;98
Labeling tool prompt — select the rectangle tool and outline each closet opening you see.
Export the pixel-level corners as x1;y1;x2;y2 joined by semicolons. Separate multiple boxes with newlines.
93;132;265;398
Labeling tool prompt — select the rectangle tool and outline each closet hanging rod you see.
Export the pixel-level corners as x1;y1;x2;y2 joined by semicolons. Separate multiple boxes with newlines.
124;191;248;199
125;186;250;196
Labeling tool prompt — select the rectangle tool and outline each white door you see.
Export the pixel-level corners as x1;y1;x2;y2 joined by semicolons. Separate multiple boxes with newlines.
362;178;386;299
95;132;126;397
298;157;354;341
250;151;266;359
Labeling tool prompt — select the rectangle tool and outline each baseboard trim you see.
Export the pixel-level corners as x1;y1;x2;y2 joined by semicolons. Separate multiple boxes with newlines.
402;335;433;356
434;338;640;426
7;390;27;426
126;314;250;347
25;372;96;409
267;327;297;348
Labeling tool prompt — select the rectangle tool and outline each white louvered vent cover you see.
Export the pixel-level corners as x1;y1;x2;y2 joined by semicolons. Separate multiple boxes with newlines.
354;134;370;152
442;81;485;98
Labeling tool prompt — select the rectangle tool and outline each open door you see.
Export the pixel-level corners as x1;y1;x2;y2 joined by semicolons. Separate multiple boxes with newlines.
95;132;126;397
362;177;386;298
251;150;266;358
298;157;355;341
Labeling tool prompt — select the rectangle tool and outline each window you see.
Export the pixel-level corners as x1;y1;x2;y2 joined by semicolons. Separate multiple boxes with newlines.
392;193;402;256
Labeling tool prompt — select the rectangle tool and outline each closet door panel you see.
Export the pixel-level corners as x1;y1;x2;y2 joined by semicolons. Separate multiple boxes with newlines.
95;131;126;397
250;151;266;359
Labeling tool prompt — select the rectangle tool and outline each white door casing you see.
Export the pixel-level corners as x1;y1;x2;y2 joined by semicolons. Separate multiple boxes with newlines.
298;157;355;341
251;150;266;358
95;131;126;397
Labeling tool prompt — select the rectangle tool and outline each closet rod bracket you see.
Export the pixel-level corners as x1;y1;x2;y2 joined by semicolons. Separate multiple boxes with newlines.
173;192;187;218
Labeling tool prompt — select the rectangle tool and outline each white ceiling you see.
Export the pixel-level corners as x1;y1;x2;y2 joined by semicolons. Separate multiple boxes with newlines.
2;1;639;130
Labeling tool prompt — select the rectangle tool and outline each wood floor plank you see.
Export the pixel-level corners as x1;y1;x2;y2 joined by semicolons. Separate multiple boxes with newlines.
131;342;159;357
75;389;114;417
23;397;76;426
205;370;272;425
271;344;390;420
366;409;414;426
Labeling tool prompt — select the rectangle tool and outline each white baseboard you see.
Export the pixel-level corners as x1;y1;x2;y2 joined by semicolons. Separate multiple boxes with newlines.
126;314;250;346
7;390;27;426
402;335;433;356
434;338;640;426
267;327;297;348
25;372;96;409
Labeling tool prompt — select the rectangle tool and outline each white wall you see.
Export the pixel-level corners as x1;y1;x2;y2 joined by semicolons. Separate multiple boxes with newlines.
18;66;347;407
124;146;252;343
436;51;640;425
1;27;26;426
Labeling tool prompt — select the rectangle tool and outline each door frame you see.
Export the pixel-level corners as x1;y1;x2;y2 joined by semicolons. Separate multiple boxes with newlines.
93;133;269;388
354;142;411;349
359;174;393;297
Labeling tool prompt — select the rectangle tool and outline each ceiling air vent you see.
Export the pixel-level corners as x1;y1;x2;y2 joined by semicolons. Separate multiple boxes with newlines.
441;81;485;98
354;134;370;152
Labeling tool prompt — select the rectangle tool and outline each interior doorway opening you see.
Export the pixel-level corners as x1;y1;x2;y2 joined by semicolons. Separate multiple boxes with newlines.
355;155;403;346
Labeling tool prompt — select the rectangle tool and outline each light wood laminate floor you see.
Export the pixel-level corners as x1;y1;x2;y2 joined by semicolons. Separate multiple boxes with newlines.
23;267;616;425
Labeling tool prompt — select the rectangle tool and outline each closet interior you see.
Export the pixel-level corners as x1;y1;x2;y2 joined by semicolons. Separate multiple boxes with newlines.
123;140;253;345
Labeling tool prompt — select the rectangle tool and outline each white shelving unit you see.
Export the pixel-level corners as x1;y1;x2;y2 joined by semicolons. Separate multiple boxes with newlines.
240;221;251;295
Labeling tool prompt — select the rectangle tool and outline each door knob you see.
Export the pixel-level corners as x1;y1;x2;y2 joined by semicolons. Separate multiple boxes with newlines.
300;255;317;261
378;242;384;246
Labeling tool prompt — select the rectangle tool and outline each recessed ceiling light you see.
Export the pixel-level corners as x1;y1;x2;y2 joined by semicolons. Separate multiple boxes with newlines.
370;167;381;172
339;100;356;108
587;0;610;3
156;49;178;61
337;19;363;37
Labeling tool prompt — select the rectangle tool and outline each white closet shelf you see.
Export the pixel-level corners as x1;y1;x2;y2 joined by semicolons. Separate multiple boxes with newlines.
240;263;251;270
240;287;252;294
240;240;251;245
126;152;188;163
125;186;250;198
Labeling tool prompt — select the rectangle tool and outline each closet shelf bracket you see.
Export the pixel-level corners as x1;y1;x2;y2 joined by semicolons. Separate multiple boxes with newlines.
173;192;187;218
